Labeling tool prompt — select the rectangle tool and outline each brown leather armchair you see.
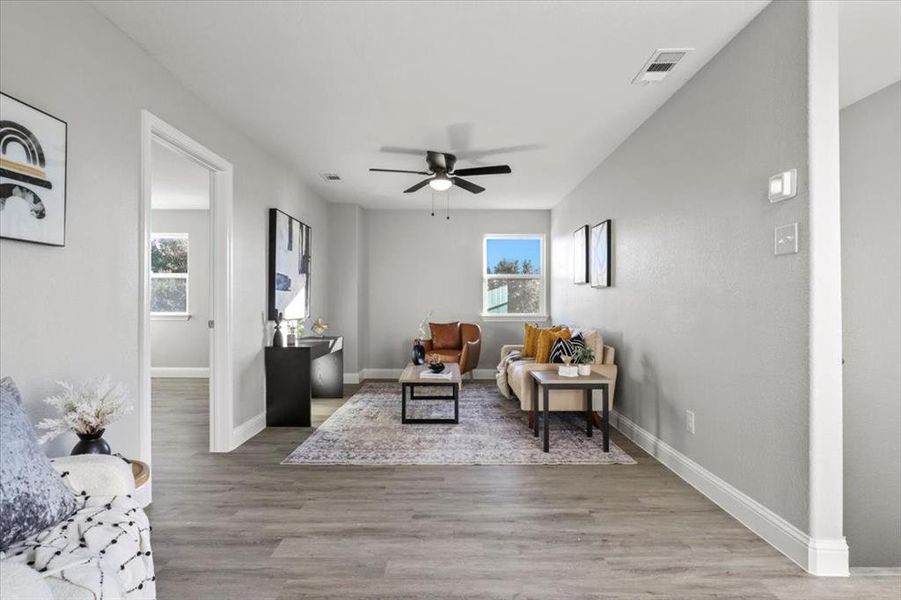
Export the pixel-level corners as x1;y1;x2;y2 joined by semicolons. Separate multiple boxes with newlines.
420;322;482;378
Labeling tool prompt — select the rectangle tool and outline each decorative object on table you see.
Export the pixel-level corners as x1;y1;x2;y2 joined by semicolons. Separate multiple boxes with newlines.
426;353;445;373
590;219;612;288
35;376;133;455
0;93;68;246
574;344;595;376
286;319;297;346
557;355;579;378
268;208;312;322
411;338;426;365
311;316;328;337
272;311;285;347
573;225;589;284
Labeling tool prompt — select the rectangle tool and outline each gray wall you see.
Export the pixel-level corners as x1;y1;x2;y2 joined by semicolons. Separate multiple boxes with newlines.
363;209;550;372
840;81;901;568
0;0;331;455
150;209;210;370
550;0;810;530
327;203;368;374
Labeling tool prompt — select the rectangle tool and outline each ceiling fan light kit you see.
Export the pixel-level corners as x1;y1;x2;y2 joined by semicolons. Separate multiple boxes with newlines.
370;150;512;196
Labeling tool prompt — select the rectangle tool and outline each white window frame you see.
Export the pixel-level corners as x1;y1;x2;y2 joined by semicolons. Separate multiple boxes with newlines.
481;233;548;321
150;232;190;320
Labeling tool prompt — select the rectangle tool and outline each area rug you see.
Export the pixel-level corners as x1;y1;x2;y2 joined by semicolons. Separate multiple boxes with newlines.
282;382;635;465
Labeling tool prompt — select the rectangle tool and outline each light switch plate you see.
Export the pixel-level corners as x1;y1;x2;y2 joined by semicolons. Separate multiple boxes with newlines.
774;223;799;255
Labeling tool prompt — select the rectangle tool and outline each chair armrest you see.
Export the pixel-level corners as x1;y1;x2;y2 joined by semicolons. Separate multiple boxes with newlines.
50;455;136;497
500;344;524;362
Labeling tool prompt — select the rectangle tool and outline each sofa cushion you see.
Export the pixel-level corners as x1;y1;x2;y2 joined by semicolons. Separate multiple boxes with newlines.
536;328;571;364
0;377;77;551
430;322;462;350
549;336;576;363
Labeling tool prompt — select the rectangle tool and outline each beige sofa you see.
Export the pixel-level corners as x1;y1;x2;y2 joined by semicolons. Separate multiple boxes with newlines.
500;333;617;417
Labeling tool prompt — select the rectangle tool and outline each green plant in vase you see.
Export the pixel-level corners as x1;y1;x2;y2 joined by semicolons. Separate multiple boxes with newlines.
573;346;595;376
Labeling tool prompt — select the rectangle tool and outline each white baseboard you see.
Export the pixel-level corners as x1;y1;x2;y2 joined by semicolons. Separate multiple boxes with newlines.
230;411;265;450
151;367;209;378
350;367;496;382
610;411;849;577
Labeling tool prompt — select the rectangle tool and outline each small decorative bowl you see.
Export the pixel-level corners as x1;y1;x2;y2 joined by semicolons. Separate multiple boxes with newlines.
428;362;445;373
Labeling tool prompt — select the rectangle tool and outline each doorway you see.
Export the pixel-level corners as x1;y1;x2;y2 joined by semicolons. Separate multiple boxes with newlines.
139;112;235;504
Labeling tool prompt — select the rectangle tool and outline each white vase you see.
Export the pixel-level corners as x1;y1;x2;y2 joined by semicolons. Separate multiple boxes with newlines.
578;364;592;376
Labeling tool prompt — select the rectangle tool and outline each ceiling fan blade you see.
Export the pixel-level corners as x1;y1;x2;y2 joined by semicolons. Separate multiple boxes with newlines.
453;177;485;194
370;168;430;175
403;179;432;193
452;165;512;177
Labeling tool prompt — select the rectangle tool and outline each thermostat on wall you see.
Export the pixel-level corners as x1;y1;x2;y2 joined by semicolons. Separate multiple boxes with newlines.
768;169;797;203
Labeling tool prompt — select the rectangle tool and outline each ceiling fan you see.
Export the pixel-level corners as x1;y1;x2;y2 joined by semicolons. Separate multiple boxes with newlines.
370;150;511;194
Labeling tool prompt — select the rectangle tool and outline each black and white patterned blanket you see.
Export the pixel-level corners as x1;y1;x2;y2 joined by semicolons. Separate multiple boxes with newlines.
2;493;155;599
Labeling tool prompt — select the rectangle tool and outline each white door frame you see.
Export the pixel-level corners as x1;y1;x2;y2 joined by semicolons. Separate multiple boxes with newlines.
139;111;235;478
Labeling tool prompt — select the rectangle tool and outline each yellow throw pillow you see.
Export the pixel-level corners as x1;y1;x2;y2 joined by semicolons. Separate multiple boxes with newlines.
522;323;540;357
536;328;571;363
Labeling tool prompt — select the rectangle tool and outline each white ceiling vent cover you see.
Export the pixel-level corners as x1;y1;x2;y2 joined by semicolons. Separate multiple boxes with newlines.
319;172;342;182
632;48;692;84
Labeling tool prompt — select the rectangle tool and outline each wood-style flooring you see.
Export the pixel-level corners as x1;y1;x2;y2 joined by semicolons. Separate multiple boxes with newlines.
149;378;899;599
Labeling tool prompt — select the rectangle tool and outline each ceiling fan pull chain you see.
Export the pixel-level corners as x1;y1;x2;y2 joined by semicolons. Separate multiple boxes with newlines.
431;190;435;217
446;190;450;220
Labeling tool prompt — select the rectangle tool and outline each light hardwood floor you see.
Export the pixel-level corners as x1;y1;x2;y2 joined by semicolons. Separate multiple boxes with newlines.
150;378;899;599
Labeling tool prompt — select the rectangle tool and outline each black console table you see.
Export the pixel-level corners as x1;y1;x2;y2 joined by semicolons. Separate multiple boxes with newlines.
264;336;343;427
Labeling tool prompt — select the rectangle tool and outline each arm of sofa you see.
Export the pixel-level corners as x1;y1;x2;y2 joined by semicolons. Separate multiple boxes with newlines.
500;344;524;363
50;455;136;497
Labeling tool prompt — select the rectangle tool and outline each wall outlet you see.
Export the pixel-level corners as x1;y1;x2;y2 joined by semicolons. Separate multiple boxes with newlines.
686;410;696;434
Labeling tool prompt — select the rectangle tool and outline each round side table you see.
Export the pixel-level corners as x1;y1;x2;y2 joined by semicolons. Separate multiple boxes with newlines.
130;459;150;506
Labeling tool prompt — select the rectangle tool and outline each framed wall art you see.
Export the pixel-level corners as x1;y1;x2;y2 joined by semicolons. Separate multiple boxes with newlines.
0;93;67;246
590;219;611;288
573;225;588;284
268;208;312;321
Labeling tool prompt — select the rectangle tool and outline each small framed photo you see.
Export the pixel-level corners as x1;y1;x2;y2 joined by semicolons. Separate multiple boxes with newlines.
573;225;588;284
0;93;68;246
590;219;611;288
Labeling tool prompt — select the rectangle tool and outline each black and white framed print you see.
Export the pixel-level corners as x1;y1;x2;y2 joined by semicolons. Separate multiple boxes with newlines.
573;225;588;284
0;93;67;246
590;219;611;288
268;208;312;321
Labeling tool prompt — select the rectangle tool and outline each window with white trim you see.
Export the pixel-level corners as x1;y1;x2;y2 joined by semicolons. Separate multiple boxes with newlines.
150;233;189;315
482;234;546;318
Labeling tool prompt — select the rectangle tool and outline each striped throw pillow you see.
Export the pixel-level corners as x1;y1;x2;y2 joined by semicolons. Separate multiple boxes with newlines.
549;336;576;364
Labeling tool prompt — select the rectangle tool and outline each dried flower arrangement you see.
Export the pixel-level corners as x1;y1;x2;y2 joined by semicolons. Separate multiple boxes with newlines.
36;376;133;444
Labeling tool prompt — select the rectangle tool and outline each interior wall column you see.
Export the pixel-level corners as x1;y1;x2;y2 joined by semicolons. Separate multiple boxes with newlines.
806;0;848;576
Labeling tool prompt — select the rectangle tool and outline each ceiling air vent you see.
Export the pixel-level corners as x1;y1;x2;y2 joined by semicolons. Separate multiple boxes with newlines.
319;172;342;182
632;48;692;84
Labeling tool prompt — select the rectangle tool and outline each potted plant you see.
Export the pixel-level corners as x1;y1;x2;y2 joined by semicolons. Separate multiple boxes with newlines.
37;376;133;455
573;346;595;376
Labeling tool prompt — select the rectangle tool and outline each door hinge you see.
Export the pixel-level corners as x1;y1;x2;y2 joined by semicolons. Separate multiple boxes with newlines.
208;320;215;329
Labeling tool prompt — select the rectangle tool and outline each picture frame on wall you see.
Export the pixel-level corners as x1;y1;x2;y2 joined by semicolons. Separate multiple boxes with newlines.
573;225;588;284
590;219;612;288
268;208;312;322
0;93;68;246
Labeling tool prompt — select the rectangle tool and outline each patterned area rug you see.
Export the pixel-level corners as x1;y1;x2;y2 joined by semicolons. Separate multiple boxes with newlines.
282;382;635;465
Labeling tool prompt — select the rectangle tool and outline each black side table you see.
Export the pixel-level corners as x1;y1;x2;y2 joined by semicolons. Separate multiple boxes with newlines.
529;370;611;453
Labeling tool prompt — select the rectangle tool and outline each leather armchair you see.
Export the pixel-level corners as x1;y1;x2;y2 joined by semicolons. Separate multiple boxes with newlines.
420;322;482;378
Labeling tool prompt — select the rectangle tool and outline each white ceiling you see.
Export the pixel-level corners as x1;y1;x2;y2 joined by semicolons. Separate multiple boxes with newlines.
839;0;901;108
94;0;770;209
151;140;210;210
94;1;900;210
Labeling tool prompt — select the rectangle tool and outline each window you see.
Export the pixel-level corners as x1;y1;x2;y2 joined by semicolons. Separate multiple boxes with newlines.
150;233;189;316
482;234;546;318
